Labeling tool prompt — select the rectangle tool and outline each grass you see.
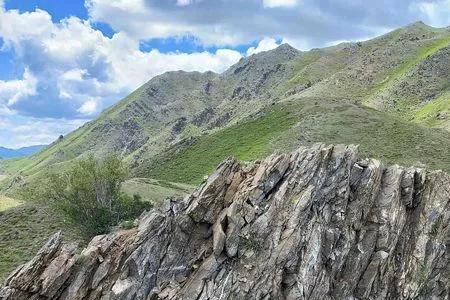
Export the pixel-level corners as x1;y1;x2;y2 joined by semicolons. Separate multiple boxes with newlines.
389;35;450;84
144;98;450;185
411;92;450;127
366;34;450;107
285;101;450;171
0;195;22;212
144;104;299;184
0;175;193;281
0;203;82;281
122;178;194;203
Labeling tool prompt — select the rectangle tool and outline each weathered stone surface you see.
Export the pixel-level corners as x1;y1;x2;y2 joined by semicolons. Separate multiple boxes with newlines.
2;144;450;299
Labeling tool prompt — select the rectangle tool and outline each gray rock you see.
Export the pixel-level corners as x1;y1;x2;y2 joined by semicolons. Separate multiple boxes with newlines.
2;144;450;299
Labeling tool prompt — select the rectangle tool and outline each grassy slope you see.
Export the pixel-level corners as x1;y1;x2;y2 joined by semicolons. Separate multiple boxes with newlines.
287;100;450;170
0;203;81;281
145;104;298;184
122;178;193;203
146;98;450;185
0;178;192;281
412;91;450;127
0;195;22;211
366;33;450;112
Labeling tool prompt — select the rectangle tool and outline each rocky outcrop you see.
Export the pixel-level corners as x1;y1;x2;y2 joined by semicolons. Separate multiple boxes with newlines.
2;144;450;299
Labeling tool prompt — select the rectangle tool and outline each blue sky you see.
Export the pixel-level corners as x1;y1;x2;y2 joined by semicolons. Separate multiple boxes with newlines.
0;0;449;148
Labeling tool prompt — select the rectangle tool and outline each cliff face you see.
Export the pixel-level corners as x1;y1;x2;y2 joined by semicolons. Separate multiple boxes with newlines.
2;144;450;300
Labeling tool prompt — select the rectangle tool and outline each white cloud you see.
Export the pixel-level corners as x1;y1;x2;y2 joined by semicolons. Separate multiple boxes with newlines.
0;2;242;120
0;6;52;47
0;115;87;148
177;0;192;6
263;0;299;8
0;69;37;106
246;38;280;55
77;99;99;115
410;1;450;27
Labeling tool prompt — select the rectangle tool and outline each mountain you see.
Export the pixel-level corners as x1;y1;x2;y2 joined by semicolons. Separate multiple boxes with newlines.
3;21;450;282
2;22;450;188
3;144;450;299
0;145;45;160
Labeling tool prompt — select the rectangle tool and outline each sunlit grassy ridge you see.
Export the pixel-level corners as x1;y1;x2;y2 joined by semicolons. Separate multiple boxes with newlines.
412;91;450;127
145;104;298;184
370;35;450;98
364;31;450;115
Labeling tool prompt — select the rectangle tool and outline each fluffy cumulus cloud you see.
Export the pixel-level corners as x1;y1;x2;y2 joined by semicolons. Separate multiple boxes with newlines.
0;2;245;147
0;69;37;106
0;5;242;119
0;0;450;147
247;38;280;55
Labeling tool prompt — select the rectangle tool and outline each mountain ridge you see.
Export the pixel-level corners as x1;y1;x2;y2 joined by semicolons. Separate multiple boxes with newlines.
2;22;450;190
0;145;46;160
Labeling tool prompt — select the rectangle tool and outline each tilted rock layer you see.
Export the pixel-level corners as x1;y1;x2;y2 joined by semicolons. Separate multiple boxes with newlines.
2;144;450;299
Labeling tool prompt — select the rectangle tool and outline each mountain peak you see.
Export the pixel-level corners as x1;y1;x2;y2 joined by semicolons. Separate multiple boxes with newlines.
224;42;300;76
274;42;298;53
403;20;436;31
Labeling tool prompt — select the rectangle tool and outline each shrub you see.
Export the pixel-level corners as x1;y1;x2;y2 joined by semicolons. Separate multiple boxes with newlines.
45;155;151;237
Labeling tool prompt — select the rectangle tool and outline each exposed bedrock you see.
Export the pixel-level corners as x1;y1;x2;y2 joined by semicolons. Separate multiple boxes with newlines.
2;144;450;299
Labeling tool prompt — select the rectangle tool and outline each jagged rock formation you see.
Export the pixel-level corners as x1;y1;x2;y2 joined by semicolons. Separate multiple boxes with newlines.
2;144;450;299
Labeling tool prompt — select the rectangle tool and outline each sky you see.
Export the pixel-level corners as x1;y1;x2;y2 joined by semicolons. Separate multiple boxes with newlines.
0;0;449;148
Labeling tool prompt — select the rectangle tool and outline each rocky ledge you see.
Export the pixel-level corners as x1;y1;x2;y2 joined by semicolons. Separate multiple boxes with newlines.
2;144;450;299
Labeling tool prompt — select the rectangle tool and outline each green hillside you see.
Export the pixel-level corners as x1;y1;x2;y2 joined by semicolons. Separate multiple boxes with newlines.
146;98;450;184
0;178;192;280
3;22;450;281
2;22;450;187
0;203;81;281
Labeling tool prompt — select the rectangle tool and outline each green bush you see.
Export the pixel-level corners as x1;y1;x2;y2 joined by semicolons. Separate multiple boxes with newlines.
45;155;151;237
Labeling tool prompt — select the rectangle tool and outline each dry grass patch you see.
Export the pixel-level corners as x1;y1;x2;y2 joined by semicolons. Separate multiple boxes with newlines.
0;195;22;212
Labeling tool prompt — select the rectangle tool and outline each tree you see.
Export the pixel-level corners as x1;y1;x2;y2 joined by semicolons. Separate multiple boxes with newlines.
45;155;151;237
